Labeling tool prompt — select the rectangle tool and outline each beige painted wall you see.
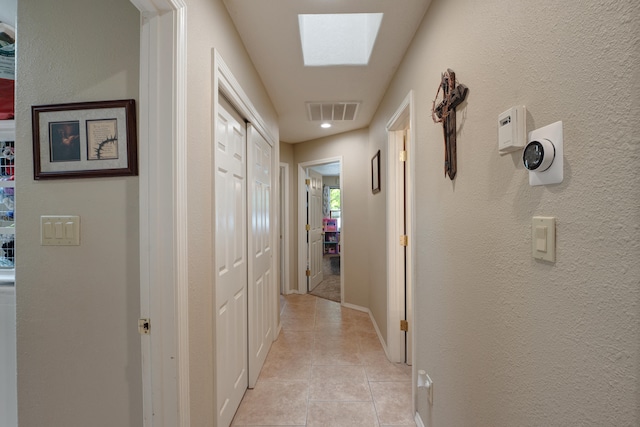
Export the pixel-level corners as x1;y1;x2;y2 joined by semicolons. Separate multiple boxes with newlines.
365;140;387;347
292;129;371;309
15;0;142;426
369;0;640;425
184;0;279;424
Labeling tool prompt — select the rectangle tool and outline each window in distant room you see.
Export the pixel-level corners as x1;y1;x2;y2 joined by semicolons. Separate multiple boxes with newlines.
329;187;341;229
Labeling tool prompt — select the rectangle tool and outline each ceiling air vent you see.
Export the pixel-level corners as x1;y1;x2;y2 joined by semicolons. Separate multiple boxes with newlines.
306;102;360;122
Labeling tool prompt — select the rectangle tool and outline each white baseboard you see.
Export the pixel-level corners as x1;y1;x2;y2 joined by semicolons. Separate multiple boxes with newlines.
415;411;425;427
341;301;367;313
341;302;391;361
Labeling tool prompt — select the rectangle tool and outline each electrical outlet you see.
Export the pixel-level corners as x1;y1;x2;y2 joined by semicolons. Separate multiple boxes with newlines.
417;370;433;404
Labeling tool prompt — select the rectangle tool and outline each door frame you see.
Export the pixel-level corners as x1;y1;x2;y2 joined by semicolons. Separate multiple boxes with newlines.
296;157;342;299
386;90;416;373
131;1;189;425
279;163;291;295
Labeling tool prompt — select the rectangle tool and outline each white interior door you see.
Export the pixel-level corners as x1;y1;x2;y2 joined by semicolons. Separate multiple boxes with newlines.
215;97;248;427
403;130;412;366
247;124;274;388
307;169;323;291
387;92;416;367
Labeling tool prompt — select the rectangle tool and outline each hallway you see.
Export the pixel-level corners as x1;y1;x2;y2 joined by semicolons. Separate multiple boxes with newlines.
231;294;415;426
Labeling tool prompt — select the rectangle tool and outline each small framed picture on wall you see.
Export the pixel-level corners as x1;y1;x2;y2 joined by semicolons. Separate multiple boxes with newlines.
371;149;381;194
32;99;137;179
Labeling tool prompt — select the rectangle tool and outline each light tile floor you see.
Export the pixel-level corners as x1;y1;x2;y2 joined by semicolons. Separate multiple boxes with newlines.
231;294;416;427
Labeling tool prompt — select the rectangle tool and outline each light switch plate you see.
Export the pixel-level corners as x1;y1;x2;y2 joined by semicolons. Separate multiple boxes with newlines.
532;216;555;262
41;215;80;246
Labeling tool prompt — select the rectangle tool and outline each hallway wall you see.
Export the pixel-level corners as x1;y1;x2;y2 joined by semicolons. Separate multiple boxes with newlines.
15;0;142;425
184;0;279;425
369;0;640;425
291;129;371;309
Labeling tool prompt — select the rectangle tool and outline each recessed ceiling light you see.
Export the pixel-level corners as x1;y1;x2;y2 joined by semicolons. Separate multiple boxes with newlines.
321;123;332;128
298;13;383;66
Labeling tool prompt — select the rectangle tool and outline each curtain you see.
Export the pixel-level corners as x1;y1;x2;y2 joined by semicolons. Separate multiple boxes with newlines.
322;185;330;218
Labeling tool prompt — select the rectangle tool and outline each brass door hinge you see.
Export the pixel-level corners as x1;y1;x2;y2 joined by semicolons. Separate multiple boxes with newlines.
400;320;408;331
399;150;407;162
305;178;311;185
305;269;311;277
139;318;150;335
400;235;408;246
305;224;311;231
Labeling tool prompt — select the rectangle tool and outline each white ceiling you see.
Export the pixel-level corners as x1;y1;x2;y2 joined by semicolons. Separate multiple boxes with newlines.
309;162;340;177
222;0;431;144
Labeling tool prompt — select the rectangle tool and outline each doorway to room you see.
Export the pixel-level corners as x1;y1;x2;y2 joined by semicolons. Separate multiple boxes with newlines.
309;165;341;302
297;158;343;303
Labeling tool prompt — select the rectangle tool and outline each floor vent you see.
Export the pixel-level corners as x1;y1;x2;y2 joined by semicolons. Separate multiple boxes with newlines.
306;102;360;122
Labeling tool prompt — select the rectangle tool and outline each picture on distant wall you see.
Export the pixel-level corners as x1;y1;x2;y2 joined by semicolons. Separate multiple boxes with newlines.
32;99;137;179
371;149;381;194
49;121;81;162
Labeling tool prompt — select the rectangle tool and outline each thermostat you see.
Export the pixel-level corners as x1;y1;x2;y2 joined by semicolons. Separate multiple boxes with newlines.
524;121;563;186
498;106;526;153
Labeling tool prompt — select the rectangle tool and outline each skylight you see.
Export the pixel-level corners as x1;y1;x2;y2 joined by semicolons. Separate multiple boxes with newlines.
298;13;383;67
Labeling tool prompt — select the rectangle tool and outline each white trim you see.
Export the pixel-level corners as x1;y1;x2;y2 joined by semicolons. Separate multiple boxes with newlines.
341;302;368;314
279;163;291;295
296;157;343;298
296;165;306;293
213;51;277;146
415;411;426;427
386;90;417;411
132;0;189;426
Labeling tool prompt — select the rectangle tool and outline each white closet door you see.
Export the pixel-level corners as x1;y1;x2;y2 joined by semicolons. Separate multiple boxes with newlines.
215;97;248;427
247;124;274;388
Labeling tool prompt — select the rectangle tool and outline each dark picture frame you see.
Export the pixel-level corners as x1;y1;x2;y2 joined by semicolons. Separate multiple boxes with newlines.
371;149;381;194
32;99;137;179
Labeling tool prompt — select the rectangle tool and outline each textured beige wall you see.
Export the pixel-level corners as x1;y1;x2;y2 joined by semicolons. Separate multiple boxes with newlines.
369;0;640;425
292;129;370;307
15;0;142;426
184;0;279;424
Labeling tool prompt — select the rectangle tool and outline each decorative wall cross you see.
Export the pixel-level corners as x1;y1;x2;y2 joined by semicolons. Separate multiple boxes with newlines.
431;69;469;180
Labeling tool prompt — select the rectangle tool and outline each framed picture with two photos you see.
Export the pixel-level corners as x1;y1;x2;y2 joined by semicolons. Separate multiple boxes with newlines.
32;99;137;179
